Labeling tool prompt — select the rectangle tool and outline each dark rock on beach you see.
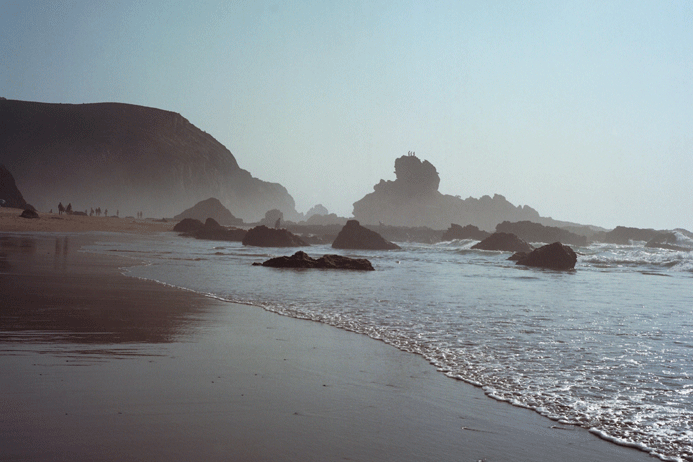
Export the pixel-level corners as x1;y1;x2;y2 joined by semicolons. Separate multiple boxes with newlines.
254;251;374;271
173;218;205;233
471;232;533;253
242;225;308;247
19;209;39;219
332;220;400;250
515;242;577;270
441;223;490;241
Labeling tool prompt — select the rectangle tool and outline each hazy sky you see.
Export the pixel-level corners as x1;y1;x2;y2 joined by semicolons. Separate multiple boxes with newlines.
2;1;691;230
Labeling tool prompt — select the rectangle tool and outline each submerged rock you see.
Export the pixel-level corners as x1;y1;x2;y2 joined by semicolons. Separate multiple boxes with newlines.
332;220;400;250
242;225;308;247
254;251;374;271
471;232;533;253
515;242;577;270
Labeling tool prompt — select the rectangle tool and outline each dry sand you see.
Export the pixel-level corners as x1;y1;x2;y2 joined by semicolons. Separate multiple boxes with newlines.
0;220;655;461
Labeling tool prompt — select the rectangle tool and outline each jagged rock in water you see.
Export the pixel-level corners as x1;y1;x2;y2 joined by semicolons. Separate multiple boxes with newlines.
441;223;490;241
496;221;587;246
174;217;246;241
174;198;243;226
253;251;374;271
332;220;400;250
242;225;308;247
352;154;542;230
515;242;577;270
645;232;693;252
601;226;666;245
471;232;534;253
0;164;32;210
0;99;299;221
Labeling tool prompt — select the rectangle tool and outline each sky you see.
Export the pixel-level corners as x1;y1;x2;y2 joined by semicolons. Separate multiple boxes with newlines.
2;0;692;230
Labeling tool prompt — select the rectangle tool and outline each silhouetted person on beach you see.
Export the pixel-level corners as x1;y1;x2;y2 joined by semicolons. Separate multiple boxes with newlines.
58;202;65;215
66;203;72;215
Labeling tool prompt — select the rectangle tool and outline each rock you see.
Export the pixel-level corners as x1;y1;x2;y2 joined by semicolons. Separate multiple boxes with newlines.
254;251;374;271
242;225;308;247
173;218;205;233
507;251;529;261
471;232;534;253
515;242;577;270
332;220;400;250
495;220;588;246
441;223;490;241
20;209;39;219
173;198;243;226
601;226;666;245
645;231;693;251
174;217;246;241
0;164;31;210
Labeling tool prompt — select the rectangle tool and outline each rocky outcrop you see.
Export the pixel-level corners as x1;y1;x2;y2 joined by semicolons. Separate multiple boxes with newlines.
173;217;246;241
0;99;299;221
495;221;588;246
242;225;308;247
441;224;490;241
332;220;400;250
174;198;243;226
601;226;665;245
20;209;39;219
645;232;693;251
253;251;374;271
515;242;577;270
0;164;32;210
352;154;543;230
471;232;534;253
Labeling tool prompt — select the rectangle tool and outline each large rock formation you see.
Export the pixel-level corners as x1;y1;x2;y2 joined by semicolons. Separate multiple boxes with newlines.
253;251;374;271
242;225;308;247
601;226;666;245
174;217;246;241
471;232;534;253
495;221;587;246
332;220;400;250
173;198;243;226
441;224;490;241
515;242;577;270
0;99;299;221
352;154;543;230
0;164;32;210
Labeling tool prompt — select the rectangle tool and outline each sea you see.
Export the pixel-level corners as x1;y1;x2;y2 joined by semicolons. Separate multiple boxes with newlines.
84;232;693;462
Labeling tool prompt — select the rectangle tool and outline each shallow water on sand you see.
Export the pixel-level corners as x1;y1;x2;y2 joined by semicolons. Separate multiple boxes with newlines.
87;234;693;462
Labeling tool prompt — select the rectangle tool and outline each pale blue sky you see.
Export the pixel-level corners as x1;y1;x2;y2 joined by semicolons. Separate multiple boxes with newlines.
2;1;691;230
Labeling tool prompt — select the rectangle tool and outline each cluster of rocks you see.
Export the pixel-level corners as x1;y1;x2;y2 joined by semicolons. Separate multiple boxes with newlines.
472;232;577;270
173;218;246;241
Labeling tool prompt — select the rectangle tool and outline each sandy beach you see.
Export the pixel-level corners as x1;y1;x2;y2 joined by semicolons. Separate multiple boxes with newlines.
0;209;655;461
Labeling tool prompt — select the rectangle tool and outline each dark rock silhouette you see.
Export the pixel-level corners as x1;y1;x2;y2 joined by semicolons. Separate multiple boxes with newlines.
441;224;490;241
645;232;693;251
20;209;39;219
515;242;577;270
602;226;666;245
173;217;246;241
0;99;299;221
332;220;400;250
173;198;243;226
305;204;329;219
253;251;374;271
495;221;588;246
471;232;534;253
259;209;284;227
352;155;543;230
0;164;32;210
242;225;308;247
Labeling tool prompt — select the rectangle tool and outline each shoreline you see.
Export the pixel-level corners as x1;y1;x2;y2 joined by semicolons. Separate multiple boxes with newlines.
0;229;657;461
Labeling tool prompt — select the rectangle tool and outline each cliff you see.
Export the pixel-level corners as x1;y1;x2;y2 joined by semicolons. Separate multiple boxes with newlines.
0;99;299;221
353;154;543;231
0;164;31;209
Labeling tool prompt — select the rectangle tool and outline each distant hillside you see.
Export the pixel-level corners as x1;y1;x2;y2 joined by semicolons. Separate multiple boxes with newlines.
353;154;553;231
0;99;299;221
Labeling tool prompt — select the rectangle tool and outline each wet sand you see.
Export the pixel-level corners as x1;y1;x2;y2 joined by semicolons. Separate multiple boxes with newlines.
0;230;655;461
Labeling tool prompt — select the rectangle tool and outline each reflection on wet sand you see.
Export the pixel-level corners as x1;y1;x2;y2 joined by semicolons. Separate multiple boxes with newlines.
0;234;215;356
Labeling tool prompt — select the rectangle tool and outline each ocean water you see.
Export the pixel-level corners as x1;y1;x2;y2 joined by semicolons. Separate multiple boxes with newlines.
86;233;693;462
